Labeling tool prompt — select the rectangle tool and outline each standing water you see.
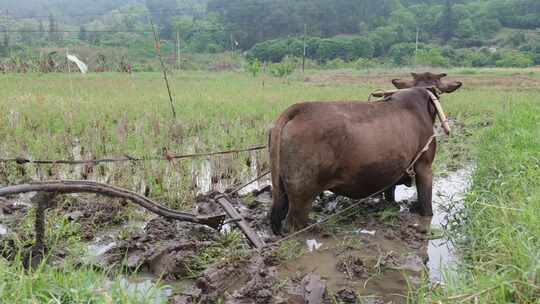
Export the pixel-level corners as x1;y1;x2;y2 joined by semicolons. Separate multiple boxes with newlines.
395;165;474;282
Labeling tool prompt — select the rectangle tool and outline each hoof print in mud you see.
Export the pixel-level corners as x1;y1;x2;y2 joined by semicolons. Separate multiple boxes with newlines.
337;256;369;279
334;288;359;304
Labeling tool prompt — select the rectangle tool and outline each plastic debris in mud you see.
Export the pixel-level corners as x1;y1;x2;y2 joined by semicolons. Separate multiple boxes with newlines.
356;229;376;236
306;239;323;252
0;224;8;236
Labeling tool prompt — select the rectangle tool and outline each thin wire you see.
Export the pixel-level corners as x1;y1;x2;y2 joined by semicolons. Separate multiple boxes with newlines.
0;145;267;165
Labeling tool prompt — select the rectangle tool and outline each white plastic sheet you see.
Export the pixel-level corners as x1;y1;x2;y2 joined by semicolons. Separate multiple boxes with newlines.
306;239;323;252
67;54;88;74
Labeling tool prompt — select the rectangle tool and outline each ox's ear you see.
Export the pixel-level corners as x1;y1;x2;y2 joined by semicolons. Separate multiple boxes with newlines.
438;73;447;78
411;72;419;79
392;79;413;89
440;81;462;93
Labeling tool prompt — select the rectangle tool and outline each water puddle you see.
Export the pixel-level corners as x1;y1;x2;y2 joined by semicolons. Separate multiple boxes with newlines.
102;273;173;304
11;192;35;208
84;220;146;265
84;221;176;302
396;165;473;282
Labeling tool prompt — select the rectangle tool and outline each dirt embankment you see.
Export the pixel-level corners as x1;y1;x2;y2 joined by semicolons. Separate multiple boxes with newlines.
304;71;540;89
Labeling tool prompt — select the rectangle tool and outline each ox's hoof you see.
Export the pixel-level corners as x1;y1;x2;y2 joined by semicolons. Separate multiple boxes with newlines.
410;203;433;217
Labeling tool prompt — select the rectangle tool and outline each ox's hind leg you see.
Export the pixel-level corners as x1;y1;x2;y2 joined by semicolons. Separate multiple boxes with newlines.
286;194;315;232
285;183;319;232
270;179;289;235
384;185;396;202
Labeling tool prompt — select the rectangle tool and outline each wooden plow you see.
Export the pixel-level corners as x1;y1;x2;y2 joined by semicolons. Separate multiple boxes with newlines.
0;179;266;258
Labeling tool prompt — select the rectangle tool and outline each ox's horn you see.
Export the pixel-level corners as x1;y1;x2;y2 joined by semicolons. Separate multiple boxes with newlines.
426;90;450;135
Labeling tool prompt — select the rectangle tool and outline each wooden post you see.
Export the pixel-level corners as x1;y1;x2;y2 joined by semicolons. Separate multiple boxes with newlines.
32;192;57;252
5;10;10;58
415;26;419;65
302;23;307;74
176;30;181;70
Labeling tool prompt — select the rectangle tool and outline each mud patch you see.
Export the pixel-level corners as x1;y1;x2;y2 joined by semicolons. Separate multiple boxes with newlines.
170;250;333;304
266;165;474;303
103;217;218;279
0;162;471;303
276;206;429;303
60;194;129;240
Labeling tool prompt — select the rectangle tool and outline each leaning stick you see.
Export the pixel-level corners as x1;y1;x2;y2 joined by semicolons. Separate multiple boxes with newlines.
149;17;177;120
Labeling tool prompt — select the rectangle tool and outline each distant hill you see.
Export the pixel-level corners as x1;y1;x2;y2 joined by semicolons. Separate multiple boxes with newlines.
1;0;539;68
2;0;143;22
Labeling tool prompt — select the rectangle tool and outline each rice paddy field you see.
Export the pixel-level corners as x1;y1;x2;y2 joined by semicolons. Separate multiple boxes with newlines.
0;68;539;303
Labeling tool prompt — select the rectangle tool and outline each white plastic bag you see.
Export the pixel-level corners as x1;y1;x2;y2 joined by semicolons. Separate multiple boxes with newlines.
67;54;88;74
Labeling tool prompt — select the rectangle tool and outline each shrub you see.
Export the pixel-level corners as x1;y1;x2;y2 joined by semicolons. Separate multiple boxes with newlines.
248;39;289;63
463;50;495;67
415;48;450;67
325;58;349;69
249;35;373;64
246;59;261;77
530;43;540;65
355;58;379;70
349;37;375;60
269;56;296;78
388;43;418;65
316;39;343;62
495;51;534;68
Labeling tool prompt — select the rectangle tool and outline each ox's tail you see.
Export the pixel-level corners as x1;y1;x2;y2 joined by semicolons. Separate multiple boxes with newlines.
269;105;301;235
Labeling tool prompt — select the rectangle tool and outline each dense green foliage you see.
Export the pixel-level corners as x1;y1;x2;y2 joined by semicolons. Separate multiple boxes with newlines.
207;0;539;49
1;0;540;67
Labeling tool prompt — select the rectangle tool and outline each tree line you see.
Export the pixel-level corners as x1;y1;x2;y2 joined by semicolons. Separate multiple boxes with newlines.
1;0;540;67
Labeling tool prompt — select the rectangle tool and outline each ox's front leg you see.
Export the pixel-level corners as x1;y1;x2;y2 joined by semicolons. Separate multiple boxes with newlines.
414;161;433;216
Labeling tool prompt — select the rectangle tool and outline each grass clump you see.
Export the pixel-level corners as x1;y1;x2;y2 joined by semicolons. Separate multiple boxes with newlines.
427;100;540;303
0;247;168;303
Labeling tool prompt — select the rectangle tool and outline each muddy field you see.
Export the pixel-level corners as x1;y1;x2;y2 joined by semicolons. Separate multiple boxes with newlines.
0;160;472;303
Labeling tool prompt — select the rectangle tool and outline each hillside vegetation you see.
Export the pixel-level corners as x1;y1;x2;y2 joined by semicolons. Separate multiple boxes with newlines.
1;0;540;68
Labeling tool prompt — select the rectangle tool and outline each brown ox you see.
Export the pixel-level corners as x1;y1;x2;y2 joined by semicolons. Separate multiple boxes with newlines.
269;72;462;234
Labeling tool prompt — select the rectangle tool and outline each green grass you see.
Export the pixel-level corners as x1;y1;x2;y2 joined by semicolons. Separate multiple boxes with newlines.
0;256;171;303
424;100;540;303
0;71;379;207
